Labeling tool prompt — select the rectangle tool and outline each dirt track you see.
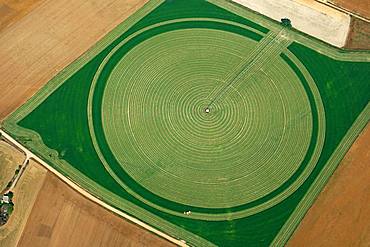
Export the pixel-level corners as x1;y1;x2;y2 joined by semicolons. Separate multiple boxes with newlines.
288;123;370;246
18;173;175;247
0;0;148;120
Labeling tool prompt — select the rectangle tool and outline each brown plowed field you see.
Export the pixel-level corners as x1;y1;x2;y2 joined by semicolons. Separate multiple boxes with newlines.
18;173;175;247
345;17;370;50
332;0;370;19
288;123;370;246
0;0;148;120
0;0;43;31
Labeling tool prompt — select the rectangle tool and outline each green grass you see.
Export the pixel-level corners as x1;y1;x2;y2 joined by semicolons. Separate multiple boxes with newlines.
3;0;370;246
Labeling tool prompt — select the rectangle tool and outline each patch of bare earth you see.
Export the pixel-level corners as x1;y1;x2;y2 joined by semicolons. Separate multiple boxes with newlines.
0;161;47;247
332;0;370;19
345;17;370;50
0;0;148;121
18;173;175;247
288;123;370;247
0;0;44;31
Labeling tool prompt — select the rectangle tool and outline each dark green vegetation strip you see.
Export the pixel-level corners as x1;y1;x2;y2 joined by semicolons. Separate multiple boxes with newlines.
12;1;370;246
137;0;269;34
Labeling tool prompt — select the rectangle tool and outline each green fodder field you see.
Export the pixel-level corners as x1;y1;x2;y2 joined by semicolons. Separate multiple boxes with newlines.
2;0;370;246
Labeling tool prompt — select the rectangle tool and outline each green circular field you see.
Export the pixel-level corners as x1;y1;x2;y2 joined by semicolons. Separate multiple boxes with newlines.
89;20;325;220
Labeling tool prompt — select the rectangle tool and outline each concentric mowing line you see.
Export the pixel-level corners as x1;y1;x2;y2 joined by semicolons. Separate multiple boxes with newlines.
206;28;290;108
87;19;324;220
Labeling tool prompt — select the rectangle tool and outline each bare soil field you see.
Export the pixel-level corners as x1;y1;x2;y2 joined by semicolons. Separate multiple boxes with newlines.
288;123;370;247
0;0;44;31
233;0;350;47
345;18;370;50
0;140;24;190
0;0;148;120
18;173;175;247
332;0;370;19
0;161;47;247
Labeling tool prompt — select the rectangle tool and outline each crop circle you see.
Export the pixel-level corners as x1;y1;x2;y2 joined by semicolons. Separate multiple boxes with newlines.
88;20;325;220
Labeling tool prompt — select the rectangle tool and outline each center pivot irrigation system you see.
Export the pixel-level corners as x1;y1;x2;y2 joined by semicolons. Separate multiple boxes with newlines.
2;0;369;246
